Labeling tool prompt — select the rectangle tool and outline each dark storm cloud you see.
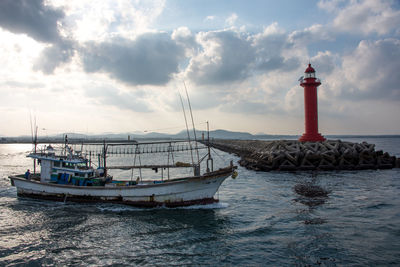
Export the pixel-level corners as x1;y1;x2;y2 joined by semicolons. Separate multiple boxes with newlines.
81;33;185;86
0;0;64;43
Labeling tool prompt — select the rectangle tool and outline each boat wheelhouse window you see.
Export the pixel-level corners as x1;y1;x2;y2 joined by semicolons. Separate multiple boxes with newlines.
54;161;60;167
77;162;87;169
62;162;75;169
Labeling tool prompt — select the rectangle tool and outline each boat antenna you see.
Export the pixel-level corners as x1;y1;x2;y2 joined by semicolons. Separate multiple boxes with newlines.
33;118;38;175
178;92;195;170
183;81;200;164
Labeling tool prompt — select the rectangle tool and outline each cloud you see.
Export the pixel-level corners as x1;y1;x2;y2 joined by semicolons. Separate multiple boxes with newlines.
0;1;307;87
318;38;400;103
342;38;400;100
34;40;76;74
85;86;151;112
226;13;238;26
285;86;303;113
289;24;333;45
1;0;171;77
2;80;44;89
317;0;345;12
0;0;77;74
205;16;216;22
186;30;256;85
186;23;302;86
223;100;270;114
61;0;166;42
319;0;400;35
0;0;64;43
171;27;197;55
253;24;300;72
178;87;229;111
81;33;185;86
310;51;336;75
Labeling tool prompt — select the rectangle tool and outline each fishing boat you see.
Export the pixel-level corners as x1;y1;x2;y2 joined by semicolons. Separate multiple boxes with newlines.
9;137;237;207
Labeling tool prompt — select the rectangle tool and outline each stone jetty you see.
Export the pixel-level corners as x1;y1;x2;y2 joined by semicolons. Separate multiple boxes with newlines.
206;139;400;171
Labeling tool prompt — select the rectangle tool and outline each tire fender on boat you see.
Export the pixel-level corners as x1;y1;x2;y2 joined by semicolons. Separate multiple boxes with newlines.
232;171;238;179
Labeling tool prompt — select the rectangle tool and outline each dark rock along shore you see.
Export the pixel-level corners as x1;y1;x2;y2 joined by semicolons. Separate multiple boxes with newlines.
206;139;400;171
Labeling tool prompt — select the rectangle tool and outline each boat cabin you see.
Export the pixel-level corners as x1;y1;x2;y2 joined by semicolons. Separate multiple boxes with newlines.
29;145;105;185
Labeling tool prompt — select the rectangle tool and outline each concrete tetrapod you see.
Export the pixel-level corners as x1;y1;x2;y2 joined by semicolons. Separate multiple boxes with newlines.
205;139;398;172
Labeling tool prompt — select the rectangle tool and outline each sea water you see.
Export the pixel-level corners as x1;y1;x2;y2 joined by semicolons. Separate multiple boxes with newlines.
0;138;399;266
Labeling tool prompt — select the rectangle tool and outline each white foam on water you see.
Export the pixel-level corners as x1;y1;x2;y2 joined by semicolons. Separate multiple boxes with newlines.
95;204;146;212
354;195;368;201
95;202;230;212
178;202;229;210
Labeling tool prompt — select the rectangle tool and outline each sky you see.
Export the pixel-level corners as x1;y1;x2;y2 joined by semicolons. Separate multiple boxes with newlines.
0;0;399;136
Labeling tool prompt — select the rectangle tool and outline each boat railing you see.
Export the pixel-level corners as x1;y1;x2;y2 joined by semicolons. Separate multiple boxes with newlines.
30;152;87;162
107;163;196;170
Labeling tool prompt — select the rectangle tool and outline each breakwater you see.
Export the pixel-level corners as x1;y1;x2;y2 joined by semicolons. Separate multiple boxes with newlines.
206;139;400;171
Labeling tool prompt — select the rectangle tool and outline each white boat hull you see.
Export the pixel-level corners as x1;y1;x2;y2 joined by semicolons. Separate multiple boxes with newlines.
10;167;234;207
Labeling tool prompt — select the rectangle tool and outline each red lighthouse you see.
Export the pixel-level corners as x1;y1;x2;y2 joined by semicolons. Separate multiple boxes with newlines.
299;63;325;142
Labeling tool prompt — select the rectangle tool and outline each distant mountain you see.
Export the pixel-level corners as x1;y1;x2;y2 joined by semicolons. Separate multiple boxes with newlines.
54;132;90;139
2;129;291;142
2;129;398;144
130;129;298;140
138;129;258;140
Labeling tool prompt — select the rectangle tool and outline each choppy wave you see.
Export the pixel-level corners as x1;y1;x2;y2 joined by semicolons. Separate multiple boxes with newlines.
1;140;400;266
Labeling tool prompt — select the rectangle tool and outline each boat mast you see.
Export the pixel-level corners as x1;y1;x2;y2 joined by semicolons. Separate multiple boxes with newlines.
33;125;38;175
103;140;107;177
183;82;200;165
206;121;213;172
179;92;195;173
29;113;38;175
